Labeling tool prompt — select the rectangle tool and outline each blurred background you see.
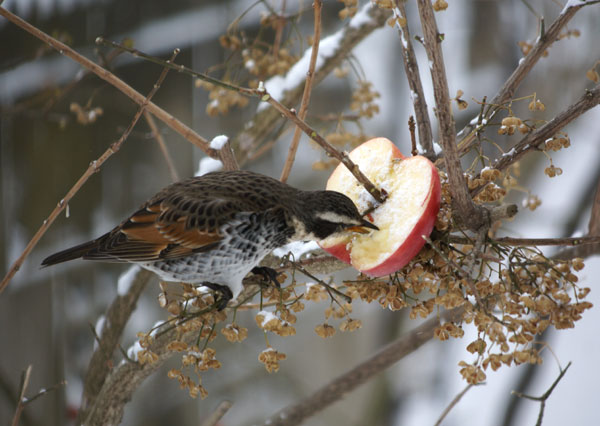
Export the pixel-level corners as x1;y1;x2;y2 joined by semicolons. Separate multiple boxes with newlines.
1;0;599;425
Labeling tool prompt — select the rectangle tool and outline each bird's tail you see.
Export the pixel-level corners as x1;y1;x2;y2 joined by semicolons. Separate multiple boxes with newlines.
41;240;99;267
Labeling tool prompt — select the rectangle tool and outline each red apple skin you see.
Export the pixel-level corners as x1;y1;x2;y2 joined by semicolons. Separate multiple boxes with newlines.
322;241;352;264
361;163;441;277
319;138;404;262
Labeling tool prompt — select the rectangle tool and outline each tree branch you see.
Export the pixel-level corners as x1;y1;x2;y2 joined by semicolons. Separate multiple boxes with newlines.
393;0;434;158
511;361;572;426
11;365;32;426
261;90;386;203
77;268;153;423
280;0;322;182
143;111;180;182
416;0;486;230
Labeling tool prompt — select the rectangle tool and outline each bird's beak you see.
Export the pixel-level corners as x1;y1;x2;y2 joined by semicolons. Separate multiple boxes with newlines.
348;219;379;234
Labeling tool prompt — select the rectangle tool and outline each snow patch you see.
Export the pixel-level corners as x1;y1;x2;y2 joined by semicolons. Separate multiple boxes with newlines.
349;2;374;28
118;265;141;296
196;157;223;176
258;31;344;111
209;134;229;150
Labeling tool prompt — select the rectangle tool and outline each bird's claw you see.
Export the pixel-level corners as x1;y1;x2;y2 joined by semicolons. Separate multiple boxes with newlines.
202;282;233;311
251;266;281;288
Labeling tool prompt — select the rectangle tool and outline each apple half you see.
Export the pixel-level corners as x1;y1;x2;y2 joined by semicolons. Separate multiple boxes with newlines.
319;137;441;276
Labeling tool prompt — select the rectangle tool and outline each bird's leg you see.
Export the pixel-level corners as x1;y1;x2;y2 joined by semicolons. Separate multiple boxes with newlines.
251;266;281;288
201;282;233;311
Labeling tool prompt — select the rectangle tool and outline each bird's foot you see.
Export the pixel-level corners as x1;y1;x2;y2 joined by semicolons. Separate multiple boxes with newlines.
202;282;233;311
251;266;281;288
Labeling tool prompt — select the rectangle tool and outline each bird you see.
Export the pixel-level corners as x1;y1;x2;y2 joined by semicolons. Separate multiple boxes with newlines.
42;170;378;309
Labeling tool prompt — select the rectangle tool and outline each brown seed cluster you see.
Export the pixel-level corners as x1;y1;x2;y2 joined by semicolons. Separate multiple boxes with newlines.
259;347;287;373
338;0;358;19
350;81;381;119
433;0;449;11
70;102;103;125
498;116;529;135
196;80;249;117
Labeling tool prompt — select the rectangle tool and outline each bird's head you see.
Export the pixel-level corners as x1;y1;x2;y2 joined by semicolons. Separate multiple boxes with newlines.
292;190;379;241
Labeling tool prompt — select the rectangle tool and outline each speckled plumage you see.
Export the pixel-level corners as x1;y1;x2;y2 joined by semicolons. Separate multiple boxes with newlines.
42;170;377;307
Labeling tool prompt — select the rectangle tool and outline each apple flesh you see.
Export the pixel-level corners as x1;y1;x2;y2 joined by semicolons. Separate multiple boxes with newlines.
319;137;440;276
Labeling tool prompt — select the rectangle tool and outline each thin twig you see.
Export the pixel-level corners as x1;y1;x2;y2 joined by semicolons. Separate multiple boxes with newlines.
416;0;486;230
11;365;32;426
261;90;386;203
393;1;434;158
200;400;233;426
511;361;572;426
20;380;67;406
143;111;179;182
261;307;465;426
0;7;215;155
280;0;322;182
493;235;600;246
0;48;177;293
434;383;474;426
290;261;352;304
408;115;418;156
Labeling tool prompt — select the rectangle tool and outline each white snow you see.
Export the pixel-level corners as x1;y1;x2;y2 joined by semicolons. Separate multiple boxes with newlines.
209;134;229;150
93;315;106;350
127;340;143;361
196;156;223;176
257;310;278;327
349;2;374;28
272;240;320;258
117;265;141;296
258;31;344;111
149;320;166;337
562;0;587;12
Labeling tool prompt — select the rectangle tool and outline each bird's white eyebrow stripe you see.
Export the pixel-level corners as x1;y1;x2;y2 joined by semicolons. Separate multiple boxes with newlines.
315;211;355;223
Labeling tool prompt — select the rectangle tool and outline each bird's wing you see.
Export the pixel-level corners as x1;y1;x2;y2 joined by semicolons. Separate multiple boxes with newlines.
83;194;245;262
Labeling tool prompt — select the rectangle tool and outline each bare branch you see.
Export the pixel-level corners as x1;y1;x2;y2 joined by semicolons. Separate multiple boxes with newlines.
393;1;434;158
280;0;322;182
200;400;233;426
434;383;474;426
512;361;572;426
143;111;179;182
416;0;486;230
78;268;153;422
0;49;178;294
11;365;32;426
261;307;464;426
217;139;240;172
261;89;387;203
